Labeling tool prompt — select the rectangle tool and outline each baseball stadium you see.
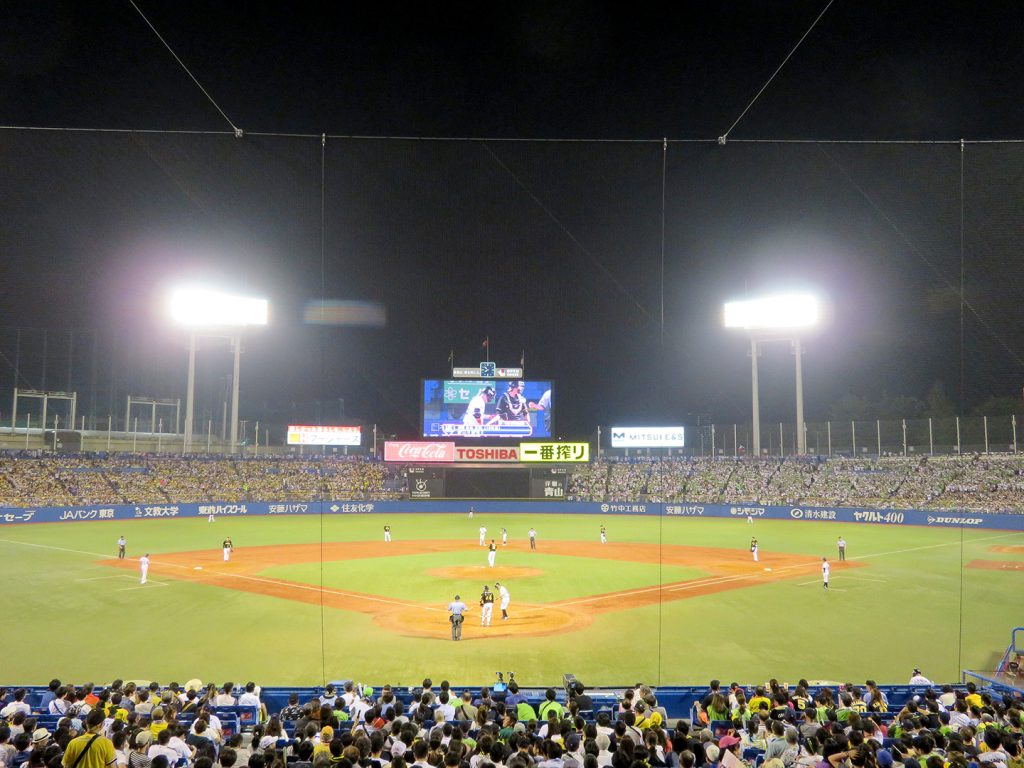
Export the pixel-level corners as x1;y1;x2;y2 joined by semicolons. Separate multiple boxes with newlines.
4;6;1024;767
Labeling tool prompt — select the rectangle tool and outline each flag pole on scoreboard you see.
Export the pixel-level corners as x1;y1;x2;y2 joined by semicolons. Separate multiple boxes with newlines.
482;337;489;362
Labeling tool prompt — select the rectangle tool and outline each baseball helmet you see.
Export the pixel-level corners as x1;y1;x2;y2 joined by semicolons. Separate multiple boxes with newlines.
509;380;524;390
454;595;460;600
482;386;495;397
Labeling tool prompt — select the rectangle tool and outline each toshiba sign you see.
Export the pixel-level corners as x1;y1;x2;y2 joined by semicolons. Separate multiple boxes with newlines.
454;446;520;463
384;441;455;462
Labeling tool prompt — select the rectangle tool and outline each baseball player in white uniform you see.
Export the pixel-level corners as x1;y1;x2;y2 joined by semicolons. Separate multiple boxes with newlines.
223;537;234;562
487;540;497;567
750;537;758;562
463;386;496;426
479;525;487;546
384;525;392;542
139;554;150;584
479;585;494;626
600;525;607;544
822;557;830;590
496;582;510;620
501;527;508;545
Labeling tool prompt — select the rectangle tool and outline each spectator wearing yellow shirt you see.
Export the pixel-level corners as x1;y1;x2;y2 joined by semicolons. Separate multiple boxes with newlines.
748;688;772;715
964;683;983;710
149;708;169;739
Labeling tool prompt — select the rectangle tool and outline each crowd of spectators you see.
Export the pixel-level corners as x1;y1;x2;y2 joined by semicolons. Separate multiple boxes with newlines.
573;455;1024;513
0;455;402;508
3;453;1024;513
2;676;1022;768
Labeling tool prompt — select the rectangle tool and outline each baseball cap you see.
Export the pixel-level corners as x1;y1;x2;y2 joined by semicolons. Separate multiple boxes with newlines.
510;381;523;390
877;750;894;768
363;686;374;698
719;736;741;749
134;731;153;747
32;728;50;743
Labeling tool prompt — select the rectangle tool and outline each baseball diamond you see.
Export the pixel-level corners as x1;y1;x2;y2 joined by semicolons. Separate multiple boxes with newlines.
2;510;1022;686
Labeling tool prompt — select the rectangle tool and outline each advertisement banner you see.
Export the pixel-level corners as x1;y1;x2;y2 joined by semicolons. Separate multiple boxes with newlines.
384;441;455;462
407;467;445;499
453;446;520;463
2;498;1024;528
519;442;590;462
610;426;686;448
287;425;362;446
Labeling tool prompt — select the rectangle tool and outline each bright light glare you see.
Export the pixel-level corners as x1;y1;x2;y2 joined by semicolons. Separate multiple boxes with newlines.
168;287;269;327
723;294;820;330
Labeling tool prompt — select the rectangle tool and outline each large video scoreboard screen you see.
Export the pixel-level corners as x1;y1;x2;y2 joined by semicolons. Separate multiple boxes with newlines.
422;379;553;439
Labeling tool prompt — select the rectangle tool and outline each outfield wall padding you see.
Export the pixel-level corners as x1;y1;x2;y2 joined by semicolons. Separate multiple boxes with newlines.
2;499;1022;529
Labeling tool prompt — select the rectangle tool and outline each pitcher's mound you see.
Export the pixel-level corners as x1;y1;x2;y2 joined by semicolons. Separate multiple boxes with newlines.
427;565;544;580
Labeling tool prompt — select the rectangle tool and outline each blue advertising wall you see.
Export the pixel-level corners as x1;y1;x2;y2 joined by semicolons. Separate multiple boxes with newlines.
2;499;1023;530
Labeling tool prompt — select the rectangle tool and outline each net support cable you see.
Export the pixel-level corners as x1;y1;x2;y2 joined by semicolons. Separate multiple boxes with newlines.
0;124;1022;145
718;0;837;144
127;0;242;136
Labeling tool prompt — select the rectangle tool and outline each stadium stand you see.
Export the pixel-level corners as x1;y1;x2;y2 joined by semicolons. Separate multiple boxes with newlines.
2;678;1021;768
5;453;1024;512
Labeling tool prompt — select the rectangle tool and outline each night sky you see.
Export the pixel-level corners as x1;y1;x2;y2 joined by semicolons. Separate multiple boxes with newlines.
1;1;1023;439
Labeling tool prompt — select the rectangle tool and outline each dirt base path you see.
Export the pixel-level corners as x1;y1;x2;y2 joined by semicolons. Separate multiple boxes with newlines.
101;539;863;640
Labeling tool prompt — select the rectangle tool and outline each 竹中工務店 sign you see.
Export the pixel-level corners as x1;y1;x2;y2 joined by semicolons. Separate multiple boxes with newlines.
519;442;590;462
287;425;361;446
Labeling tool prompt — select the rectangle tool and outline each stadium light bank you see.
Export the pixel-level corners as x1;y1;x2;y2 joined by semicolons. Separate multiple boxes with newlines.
724;294;820;457
167;287;269;454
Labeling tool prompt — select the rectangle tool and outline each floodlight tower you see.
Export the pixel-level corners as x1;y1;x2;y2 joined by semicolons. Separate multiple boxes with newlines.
168;287;269;454
724;294;820;456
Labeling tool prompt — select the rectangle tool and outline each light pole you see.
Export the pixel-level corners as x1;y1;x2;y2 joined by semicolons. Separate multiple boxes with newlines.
168;287;268;454
724;294;820;457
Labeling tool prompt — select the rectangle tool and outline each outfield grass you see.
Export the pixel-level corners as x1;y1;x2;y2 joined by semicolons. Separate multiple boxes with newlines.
1;512;1021;686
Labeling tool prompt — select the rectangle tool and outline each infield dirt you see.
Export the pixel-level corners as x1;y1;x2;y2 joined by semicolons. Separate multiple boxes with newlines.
102;539;863;640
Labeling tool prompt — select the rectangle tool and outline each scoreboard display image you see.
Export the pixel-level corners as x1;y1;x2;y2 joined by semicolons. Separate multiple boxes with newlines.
422;379;553;439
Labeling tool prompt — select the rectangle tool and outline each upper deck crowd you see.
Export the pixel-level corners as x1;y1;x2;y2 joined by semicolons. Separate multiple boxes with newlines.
1;453;1023;514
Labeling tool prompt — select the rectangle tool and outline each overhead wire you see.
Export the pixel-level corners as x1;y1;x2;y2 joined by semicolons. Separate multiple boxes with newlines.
126;0;241;135
719;0;837;143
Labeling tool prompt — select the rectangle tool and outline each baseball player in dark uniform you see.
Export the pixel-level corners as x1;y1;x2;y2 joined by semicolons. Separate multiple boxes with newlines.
496;381;529;422
480;585;494;626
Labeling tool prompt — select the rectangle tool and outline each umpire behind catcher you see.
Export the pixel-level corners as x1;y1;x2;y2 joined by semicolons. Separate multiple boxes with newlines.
448;595;468;640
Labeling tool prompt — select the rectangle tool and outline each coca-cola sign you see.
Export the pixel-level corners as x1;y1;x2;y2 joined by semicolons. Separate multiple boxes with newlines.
384;441;455;462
